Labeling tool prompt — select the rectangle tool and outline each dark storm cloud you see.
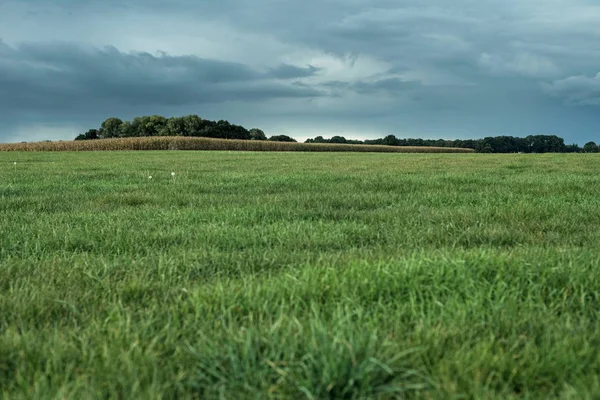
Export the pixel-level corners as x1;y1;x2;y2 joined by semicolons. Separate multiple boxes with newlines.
320;78;423;97
269;64;320;80
1;0;600;143
542;73;600;107
0;41;322;110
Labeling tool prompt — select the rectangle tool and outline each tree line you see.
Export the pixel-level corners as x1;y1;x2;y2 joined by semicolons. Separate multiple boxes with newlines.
75;115;599;153
306;134;599;153
74;115;297;143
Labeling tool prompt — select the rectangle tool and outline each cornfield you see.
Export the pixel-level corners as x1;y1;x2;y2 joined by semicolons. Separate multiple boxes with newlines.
0;136;476;153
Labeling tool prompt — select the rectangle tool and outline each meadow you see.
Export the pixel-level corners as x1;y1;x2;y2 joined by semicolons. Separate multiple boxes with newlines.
1;151;599;399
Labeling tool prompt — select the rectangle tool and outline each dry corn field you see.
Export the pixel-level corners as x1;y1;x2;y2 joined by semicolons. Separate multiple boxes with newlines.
0;136;475;153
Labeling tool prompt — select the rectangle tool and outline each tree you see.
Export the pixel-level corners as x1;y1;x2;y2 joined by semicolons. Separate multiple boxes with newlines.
305;136;326;143
129;115;167;137
526;135;566;153
161;117;186;136
215;120;250;140
583;141;599;153
144;115;168;137
329;135;347;144
76;129;99;140
382;134;399;146
182;115;204;137
119;121;134;137
249;128;267;141
268;135;297;142
565;143;582;153
100;117;123;138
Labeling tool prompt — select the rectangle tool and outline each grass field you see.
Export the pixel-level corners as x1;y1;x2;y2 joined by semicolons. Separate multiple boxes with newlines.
1;151;599;399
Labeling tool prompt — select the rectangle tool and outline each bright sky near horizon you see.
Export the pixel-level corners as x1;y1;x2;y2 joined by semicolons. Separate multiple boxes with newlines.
1;0;599;143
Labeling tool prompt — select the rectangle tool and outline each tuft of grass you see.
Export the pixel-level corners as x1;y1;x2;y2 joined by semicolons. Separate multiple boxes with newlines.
0;136;474;153
1;151;599;399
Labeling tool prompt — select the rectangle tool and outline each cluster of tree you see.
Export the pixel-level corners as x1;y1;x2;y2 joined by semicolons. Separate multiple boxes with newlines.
305;134;599;153
74;115;296;143
76;116;596;153
583;141;600;153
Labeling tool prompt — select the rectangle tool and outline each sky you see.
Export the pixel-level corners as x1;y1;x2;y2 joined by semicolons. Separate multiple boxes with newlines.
1;0;599;144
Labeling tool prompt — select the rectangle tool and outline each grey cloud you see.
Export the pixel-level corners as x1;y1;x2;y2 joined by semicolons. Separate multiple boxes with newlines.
268;64;320;79
0;41;324;112
321;77;423;96
351;78;423;94
478;52;561;78
542;73;600;106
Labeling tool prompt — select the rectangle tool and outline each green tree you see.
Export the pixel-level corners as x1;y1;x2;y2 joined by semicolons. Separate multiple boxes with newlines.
583;141;599;153
382;135;399;146
526;135;566;153
100;117;123;138
268;135;297;142
330;136;347;144
75;129;99;140
160;117;186;136
182;115;204;136
119;121;134;137
129;116;168;137
565;143;582;153
249;128;267;140
143;115;168;137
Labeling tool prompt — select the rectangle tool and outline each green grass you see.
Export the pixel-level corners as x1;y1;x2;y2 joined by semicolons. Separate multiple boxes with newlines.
1;151;600;399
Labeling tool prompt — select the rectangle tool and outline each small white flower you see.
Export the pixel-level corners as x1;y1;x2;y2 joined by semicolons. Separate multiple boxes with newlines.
171;172;176;177
148;176;152;179
13;162;17;165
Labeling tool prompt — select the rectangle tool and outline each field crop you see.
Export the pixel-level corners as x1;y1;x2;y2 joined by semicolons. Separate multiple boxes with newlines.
1;151;599;399
0;136;474;153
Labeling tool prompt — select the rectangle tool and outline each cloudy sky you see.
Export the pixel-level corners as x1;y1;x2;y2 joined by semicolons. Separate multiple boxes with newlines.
1;0;599;144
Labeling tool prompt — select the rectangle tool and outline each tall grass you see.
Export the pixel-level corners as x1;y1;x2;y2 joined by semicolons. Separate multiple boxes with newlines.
0;136;475;153
1;151;599;399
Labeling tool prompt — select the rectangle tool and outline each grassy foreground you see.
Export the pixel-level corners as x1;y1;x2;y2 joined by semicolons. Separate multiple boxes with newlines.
1;151;599;399
0;136;473;153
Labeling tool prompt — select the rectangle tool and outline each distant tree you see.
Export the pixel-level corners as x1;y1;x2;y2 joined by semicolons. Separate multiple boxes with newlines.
526;135;566;153
364;138;384;145
130;117;144;137
161;117;186;136
119;121;134;137
249;128;267;141
480;143;493;153
382;134;399;146
268;135;297;142
179;115;204;137
75;129;99;140
460;139;479;150
218;120;250;140
128;115;167;137
100;117;123;138
304;135;363;144
565;143;582;153
73;114;582;155
329;135;348;144
145;115;168;137
583;141;599;153
307;136;327;143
